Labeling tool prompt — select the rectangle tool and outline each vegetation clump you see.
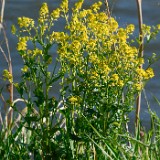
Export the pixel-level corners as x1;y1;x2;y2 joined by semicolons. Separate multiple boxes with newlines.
1;0;160;159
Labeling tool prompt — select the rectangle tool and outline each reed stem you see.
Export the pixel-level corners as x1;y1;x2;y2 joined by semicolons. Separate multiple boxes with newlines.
104;0;111;18
0;0;13;126
136;0;144;127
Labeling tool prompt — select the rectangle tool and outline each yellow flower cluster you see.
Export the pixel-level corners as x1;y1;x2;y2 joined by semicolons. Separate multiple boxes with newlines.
118;28;128;42
51;8;60;20
3;69;13;83
109;74;124;87
126;24;135;33
69;96;80;105
73;0;84;13
108;18;118;32
21;48;43;61
11;25;16;34
21;65;29;73
17;37;29;51
50;32;68;43
53;0;155;92
142;24;151;37
33;48;43;57
145;68;154;79
60;0;68;13
14;1;156;108
18;17;34;28
38;3;49;25
111;74;119;82
90;1;102;12
136;67;154;80
56;1;154;90
134;83;143;91
39;3;49;18
70;40;81;53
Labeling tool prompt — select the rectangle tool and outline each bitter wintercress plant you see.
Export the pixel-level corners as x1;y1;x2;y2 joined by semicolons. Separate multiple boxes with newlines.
8;0;160;158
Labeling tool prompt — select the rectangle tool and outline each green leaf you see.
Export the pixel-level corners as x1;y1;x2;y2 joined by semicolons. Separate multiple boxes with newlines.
82;114;118;159
152;94;160;106
50;74;62;84
24;116;40;122
86;134;117;160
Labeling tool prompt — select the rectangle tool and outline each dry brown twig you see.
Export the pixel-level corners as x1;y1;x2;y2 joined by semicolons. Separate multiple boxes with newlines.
104;0;111;18
0;0;13;126
136;0;144;127
104;0;144;131
0;0;5;32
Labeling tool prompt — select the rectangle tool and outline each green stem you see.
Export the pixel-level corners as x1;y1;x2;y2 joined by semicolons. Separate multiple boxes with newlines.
43;49;50;128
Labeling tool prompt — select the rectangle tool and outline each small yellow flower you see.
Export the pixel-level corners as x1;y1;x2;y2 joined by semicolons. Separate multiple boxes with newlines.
111;74;119;82
70;40;81;52
118;28;127;41
74;0;84;12
38;3;49;24
79;10;87;18
90;71;99;79
109;74;120;86
11;25;16;34
87;13;96;23
50;32;68;43
69;96;78;104
51;8;60;20
33;48;43;56
157;24;160;30
39;3;49;17
134;83;143;91
86;40;96;51
17;41;27;51
136;68;146;79
89;54;98;63
103;64;110;75
3;69;13;82
18;17;34;28
60;0;68;13
138;58;144;64
91;1;102;12
126;24;135;33
118;80;124;87
97;12;108;22
108;18;118;31
142;24;151;36
17;37;28;51
21;65;28;73
145;68;154;79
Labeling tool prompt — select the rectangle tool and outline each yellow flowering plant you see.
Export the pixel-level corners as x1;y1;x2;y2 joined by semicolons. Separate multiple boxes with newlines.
56;0;158;139
8;0;160;159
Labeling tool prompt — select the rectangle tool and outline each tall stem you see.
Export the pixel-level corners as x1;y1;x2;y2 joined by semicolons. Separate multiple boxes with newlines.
1;0;13;126
0;0;5;30
104;0;111;18
136;0;144;127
